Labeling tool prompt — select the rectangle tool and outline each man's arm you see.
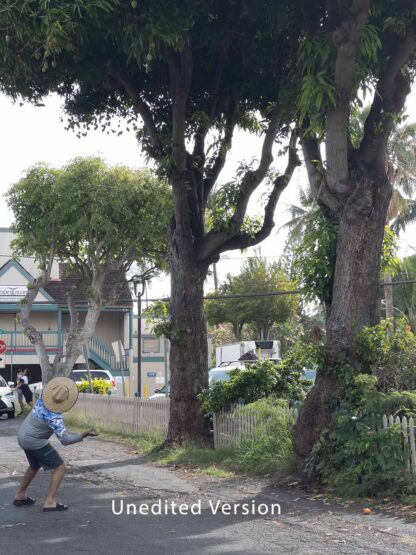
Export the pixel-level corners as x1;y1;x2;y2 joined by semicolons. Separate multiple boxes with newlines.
48;414;98;445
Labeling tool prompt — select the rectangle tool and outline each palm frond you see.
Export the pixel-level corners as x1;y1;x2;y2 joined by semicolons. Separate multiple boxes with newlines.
392;200;416;233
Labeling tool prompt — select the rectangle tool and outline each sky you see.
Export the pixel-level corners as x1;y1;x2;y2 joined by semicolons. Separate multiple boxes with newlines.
1;89;416;303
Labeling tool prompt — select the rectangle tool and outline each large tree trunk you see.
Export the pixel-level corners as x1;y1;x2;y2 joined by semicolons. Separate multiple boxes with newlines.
167;234;210;443
293;173;391;460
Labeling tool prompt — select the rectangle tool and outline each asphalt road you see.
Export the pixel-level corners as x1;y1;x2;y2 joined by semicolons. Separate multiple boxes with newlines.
1;415;415;554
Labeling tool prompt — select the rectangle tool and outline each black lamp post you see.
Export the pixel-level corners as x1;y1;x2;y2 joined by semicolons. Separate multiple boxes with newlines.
132;275;146;398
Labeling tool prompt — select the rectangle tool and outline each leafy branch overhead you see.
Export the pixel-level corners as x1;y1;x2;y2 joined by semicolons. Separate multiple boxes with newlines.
0;1;302;265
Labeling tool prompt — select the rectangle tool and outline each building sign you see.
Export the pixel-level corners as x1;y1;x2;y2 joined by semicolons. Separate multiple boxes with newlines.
0;286;27;302
146;372;157;378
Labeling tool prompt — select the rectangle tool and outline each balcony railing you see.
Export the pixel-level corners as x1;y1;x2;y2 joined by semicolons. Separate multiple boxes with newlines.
1;331;59;349
1;331;127;370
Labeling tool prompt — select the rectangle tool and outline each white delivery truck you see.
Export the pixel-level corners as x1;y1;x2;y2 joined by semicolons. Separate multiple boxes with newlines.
215;340;281;367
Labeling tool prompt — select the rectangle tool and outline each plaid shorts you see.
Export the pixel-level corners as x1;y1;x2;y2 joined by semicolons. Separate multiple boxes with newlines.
24;444;64;471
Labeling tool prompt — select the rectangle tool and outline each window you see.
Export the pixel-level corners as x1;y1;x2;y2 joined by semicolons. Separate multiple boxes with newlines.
142;338;160;354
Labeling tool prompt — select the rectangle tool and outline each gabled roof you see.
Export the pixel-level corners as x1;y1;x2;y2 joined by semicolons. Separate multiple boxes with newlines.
0;259;132;308
44;264;132;307
0;259;55;303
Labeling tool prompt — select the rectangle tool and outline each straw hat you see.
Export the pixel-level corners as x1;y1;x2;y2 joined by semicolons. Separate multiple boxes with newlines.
42;377;79;413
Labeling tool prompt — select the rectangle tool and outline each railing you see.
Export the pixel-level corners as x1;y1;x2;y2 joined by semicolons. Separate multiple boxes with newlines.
1;331;59;349
69;393;170;435
89;335;116;369
1;331;127;371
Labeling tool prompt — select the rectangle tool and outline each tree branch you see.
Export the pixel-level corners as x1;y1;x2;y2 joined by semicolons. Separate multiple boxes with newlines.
166;39;193;173
203;95;239;201
200;125;299;262
325;0;370;191
108;67;162;158
359;21;416;167
300;131;341;216
19;251;54;383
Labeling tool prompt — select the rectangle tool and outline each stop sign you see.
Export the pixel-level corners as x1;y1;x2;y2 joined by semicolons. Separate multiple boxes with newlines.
0;340;6;354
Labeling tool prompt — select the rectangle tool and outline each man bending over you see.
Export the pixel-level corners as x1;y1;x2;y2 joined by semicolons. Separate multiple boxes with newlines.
14;376;98;512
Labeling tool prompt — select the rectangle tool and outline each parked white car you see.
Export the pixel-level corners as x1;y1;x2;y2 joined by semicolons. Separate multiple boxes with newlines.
0;375;16;419
208;363;245;385
148;383;169;399
70;369;118;394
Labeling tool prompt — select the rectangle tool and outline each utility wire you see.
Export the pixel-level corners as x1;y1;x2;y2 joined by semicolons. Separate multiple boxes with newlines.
140;278;416;303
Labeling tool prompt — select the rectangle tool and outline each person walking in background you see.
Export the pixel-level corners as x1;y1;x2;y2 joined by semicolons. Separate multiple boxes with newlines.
13;377;98;512
15;369;25;415
14;377;34;409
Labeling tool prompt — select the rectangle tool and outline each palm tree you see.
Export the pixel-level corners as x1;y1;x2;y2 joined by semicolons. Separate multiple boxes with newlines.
384;122;416;320
393;254;416;330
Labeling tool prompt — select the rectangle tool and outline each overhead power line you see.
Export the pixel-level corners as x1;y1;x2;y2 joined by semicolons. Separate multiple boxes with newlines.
142;278;416;303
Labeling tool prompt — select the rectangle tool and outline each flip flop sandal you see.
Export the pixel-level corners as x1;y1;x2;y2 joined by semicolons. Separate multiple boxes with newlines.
13;497;36;507
43;502;69;512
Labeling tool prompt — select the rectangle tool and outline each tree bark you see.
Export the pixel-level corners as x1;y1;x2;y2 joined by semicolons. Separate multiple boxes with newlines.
384;268;394;322
167;232;210;443
293;172;392;459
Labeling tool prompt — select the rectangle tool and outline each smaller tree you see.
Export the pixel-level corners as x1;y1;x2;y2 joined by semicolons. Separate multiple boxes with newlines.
7;157;170;383
205;256;299;341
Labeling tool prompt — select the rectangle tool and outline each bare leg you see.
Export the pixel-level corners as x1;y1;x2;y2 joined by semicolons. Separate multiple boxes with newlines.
17;390;24;413
44;464;65;508
15;466;39;500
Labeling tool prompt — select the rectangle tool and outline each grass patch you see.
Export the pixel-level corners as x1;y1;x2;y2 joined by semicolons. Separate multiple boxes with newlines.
200;466;236;478
65;411;165;453
148;443;237;473
66;412;238;476
65;398;296;479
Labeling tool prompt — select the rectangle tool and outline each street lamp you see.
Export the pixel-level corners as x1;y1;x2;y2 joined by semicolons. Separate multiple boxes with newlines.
131;274;147;398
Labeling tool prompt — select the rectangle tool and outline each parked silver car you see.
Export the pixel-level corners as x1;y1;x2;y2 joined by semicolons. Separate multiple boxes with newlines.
0;375;15;419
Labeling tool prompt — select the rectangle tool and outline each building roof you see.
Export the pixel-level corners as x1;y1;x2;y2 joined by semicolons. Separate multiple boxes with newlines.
44;264;132;307
0;258;132;308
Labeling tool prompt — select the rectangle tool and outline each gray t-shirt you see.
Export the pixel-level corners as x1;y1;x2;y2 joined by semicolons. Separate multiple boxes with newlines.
17;398;83;451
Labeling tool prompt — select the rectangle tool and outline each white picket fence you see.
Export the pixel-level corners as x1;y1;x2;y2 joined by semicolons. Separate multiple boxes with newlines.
68;395;416;474
212;404;299;448
382;414;416;474
68;393;170;435
213;404;258;448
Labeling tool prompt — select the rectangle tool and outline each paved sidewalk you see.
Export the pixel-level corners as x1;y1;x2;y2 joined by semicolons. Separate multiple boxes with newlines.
1;416;415;554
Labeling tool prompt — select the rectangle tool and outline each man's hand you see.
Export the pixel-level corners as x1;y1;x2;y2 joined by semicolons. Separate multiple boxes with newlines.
82;428;99;438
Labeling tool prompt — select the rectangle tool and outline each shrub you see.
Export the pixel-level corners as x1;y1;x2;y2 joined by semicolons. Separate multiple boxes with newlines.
314;361;416;497
362;390;416;418
77;378;110;395
199;358;310;413
315;412;414;497
235;398;296;474
355;319;416;391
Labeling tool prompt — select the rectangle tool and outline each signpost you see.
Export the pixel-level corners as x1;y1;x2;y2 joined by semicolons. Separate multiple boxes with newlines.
0;340;7;354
